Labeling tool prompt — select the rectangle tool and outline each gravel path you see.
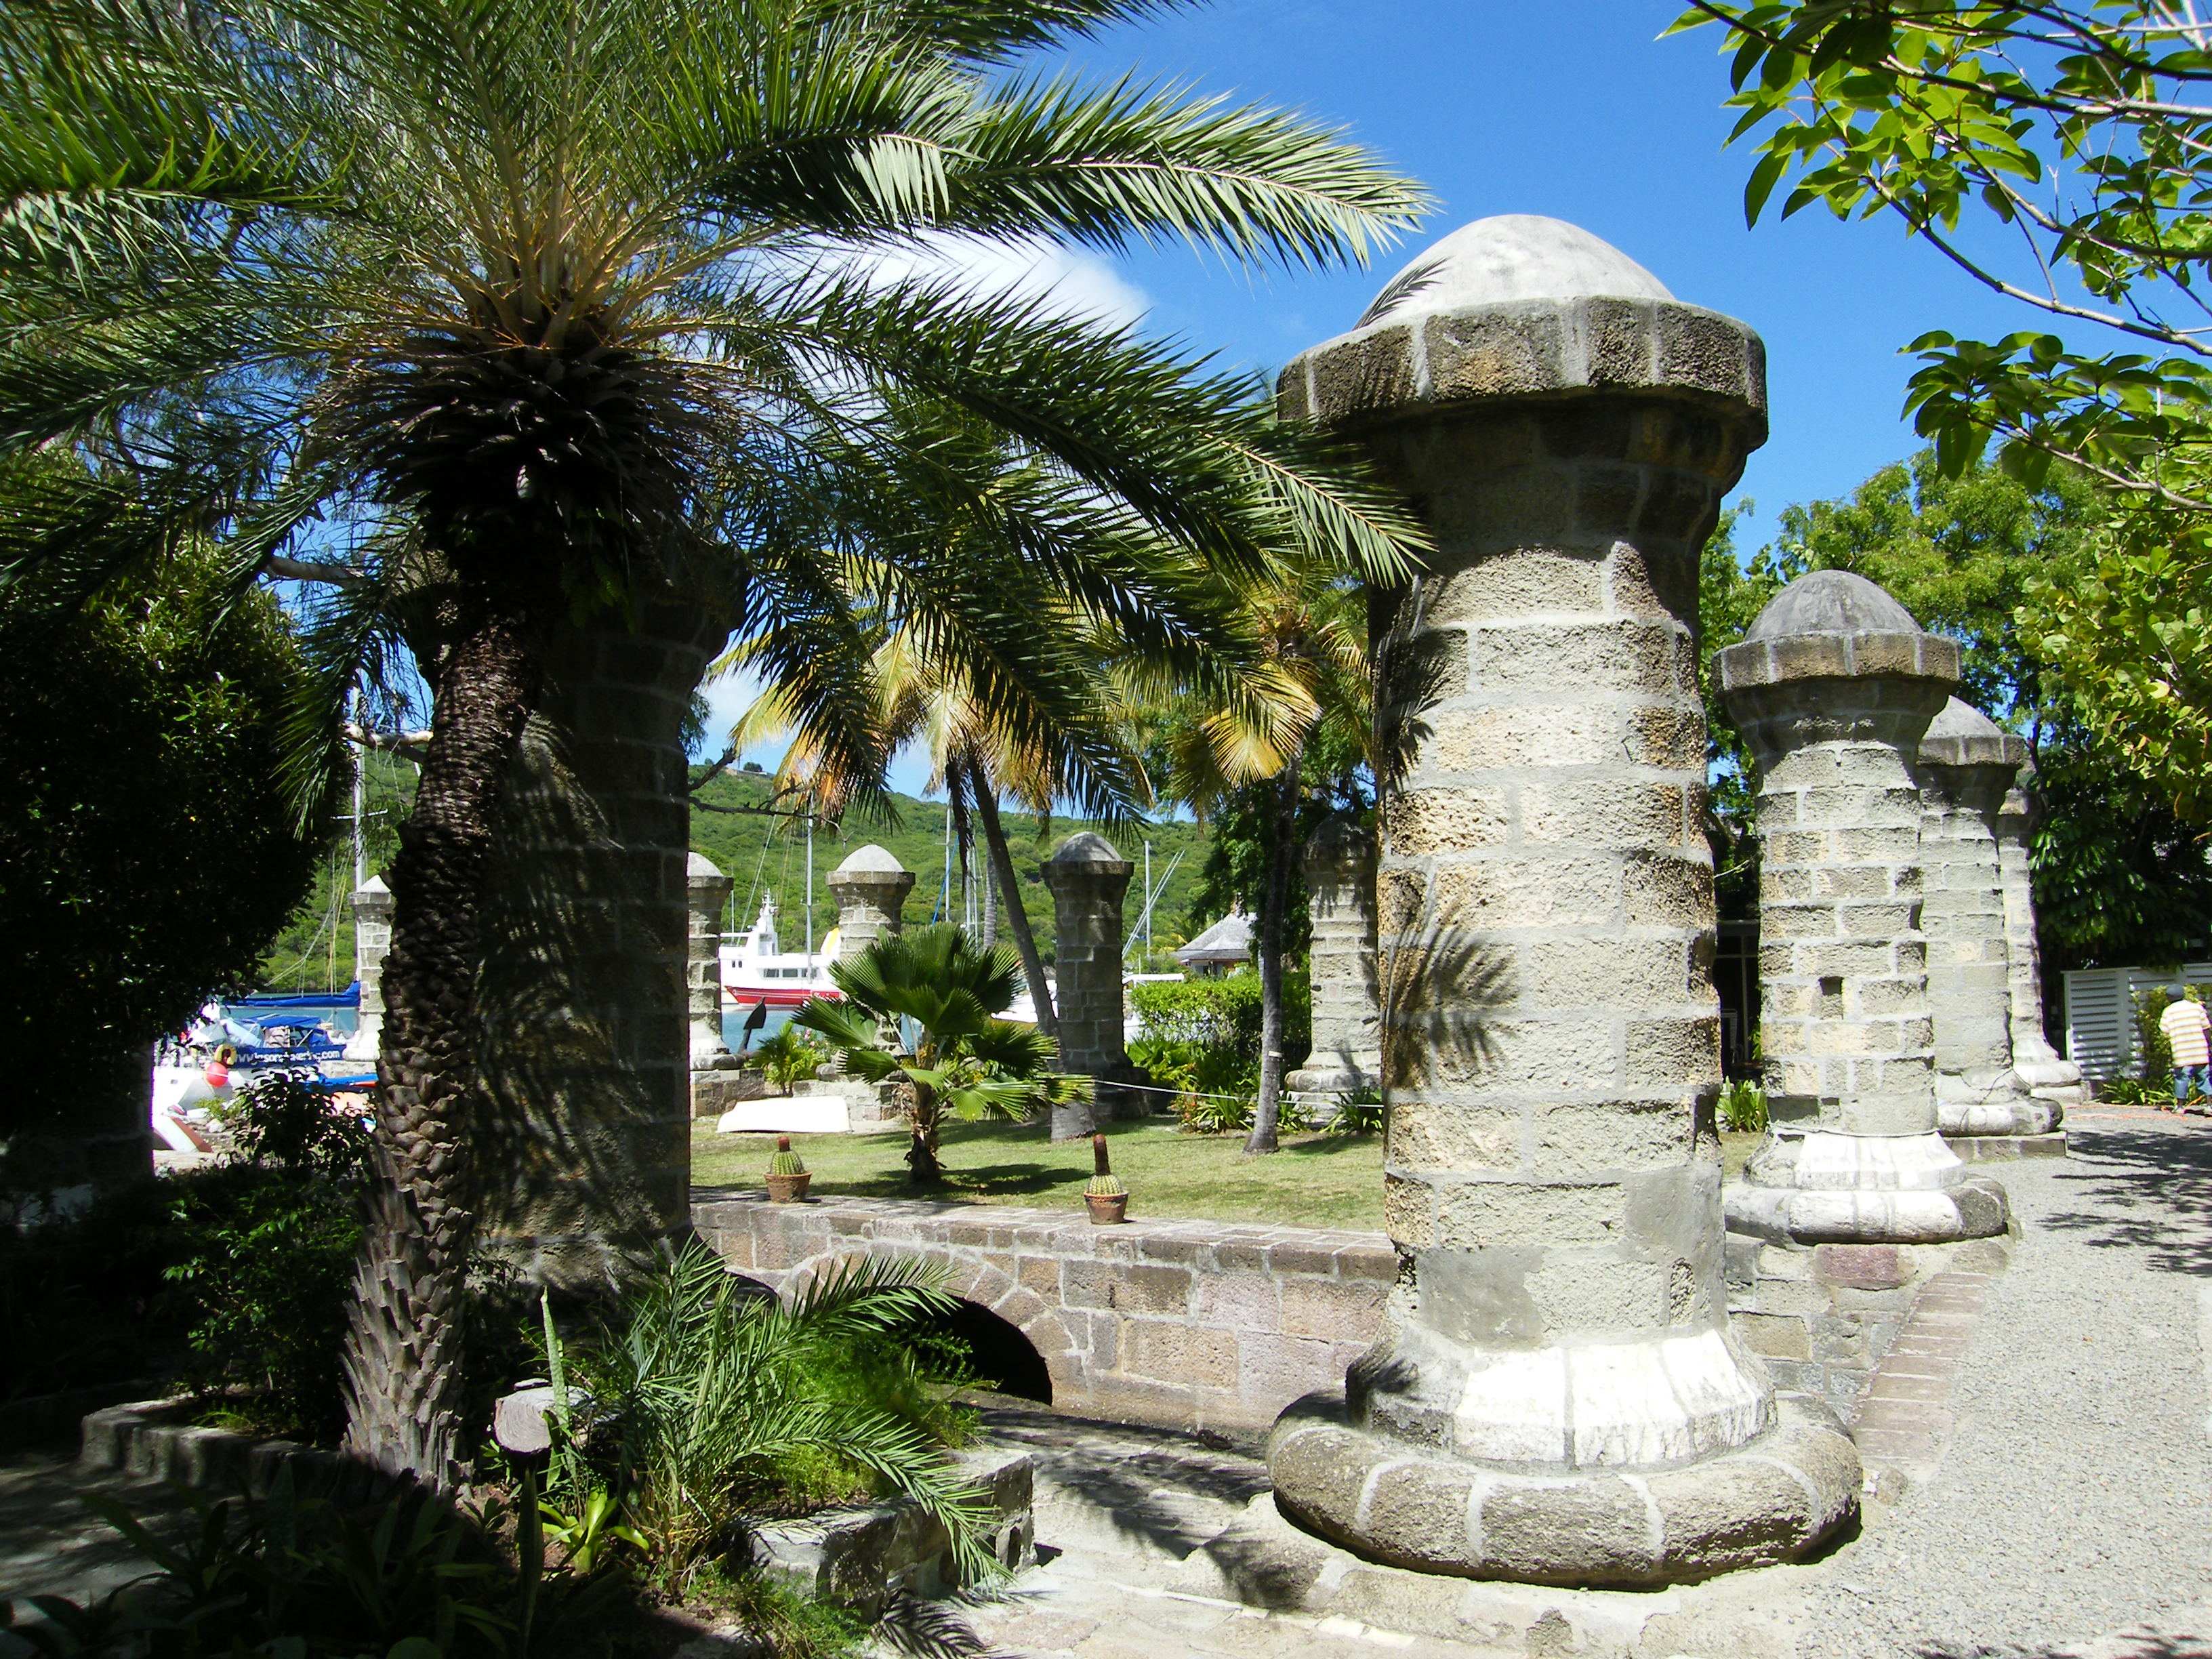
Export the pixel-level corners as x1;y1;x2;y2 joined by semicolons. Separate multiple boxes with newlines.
1801;1111;2212;1658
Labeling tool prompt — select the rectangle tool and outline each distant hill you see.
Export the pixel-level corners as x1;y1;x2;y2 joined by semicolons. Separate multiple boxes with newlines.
260;761;1216;993
689;769;1212;964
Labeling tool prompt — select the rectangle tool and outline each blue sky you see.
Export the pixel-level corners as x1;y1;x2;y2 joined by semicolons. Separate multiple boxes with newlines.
708;0;2043;796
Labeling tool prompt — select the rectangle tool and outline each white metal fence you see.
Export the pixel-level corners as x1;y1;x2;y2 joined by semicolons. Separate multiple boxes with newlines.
2062;961;2212;1081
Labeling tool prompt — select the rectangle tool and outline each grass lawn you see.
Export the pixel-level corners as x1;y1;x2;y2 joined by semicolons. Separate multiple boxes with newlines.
693;1118;1765;1232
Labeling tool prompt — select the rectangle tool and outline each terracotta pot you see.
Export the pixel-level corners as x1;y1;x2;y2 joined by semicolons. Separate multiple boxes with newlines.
766;1171;812;1204
1085;1192;1128;1225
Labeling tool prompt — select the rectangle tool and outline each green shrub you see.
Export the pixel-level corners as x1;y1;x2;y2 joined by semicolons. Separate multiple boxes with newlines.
546;1244;990;1595
2102;1074;2172;1105
0;1073;374;1427
0;1469;633;1659
0;1177;182;1402
1717;1078;1769;1133
752;1027;825;1095
1325;1094;1385;1136
2136;985;2177;1084
1169;1090;1312;1138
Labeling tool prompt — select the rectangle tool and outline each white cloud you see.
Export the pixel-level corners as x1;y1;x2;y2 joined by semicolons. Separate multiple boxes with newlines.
836;232;1151;330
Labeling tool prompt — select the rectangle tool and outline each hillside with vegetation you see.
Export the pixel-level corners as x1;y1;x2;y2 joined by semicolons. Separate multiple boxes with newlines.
263;760;1216;991
688;768;1212;966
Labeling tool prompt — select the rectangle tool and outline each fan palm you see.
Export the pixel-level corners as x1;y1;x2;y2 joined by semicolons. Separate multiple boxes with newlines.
0;0;1426;1483
795;923;1079;1184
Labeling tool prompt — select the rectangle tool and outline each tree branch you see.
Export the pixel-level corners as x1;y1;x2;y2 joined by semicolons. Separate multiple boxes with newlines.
266;554;368;586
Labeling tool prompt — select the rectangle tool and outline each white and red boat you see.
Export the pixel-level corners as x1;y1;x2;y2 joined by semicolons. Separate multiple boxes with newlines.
718;896;840;1013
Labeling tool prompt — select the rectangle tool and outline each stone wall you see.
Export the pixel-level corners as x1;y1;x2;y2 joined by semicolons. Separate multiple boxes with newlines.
691;1191;1391;1437
1726;1235;2011;1421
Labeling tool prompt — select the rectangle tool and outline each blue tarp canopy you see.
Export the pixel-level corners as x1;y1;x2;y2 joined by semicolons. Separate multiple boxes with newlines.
230;985;360;1011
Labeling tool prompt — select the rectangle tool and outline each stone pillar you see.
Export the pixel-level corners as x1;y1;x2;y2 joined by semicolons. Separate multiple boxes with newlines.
342;876;392;1063
827;845;914;1080
1263;215;1858;1586
1917;699;2059;1138
1042;832;1134;1139
1718;573;2009;1244
1282;813;1380;1098
1996;774;2086;1109
686;853;749;1120
827;844;914;967
474;597;727;1288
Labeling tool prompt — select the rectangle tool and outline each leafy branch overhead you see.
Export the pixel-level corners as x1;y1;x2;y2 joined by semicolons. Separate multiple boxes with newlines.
1674;1;2212;501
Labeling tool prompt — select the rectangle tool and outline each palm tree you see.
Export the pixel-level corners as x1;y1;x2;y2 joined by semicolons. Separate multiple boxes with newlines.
1147;567;1372;1154
0;0;1426;1483
796;923;1080;1185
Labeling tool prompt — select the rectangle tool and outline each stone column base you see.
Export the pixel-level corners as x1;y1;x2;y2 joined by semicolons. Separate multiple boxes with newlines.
1283;1063;1375;1095
1937;1092;2063;1137
1726;1130;2011;1244
1936;1069;2061;1137
1945;1130;2069;1163
691;1069;763;1120
2011;1056;2087;1110
1267;1390;1859;1588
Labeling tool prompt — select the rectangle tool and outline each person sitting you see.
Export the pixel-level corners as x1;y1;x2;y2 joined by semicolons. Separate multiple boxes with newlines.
2160;987;2211;1107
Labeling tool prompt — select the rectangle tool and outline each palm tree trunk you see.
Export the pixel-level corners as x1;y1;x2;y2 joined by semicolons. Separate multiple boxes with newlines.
972;771;1059;1042
905;1090;944;1185
342;607;539;1488
1245;756;1303;1157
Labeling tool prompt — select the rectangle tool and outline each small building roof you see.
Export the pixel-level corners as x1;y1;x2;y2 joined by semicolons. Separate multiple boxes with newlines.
1175;910;1254;967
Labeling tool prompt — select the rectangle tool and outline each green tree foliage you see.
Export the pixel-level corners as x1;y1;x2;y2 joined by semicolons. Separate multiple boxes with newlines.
1678;1;2212;814
1;0;1427;1483
0;524;332;1190
1698;505;1787;918
1698;451;2212;970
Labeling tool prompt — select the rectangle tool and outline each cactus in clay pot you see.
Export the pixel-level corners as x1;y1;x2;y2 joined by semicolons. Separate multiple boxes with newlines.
1084;1132;1126;1223
764;1135;811;1202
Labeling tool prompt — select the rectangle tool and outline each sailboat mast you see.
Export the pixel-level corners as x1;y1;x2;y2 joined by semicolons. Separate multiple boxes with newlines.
804;815;815;959
350;685;367;893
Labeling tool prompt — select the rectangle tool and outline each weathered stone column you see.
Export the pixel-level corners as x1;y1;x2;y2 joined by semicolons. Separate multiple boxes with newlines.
827;844;914;1078
342;875;392;1063
827;844;914;967
1263;216;1858;1586
687;855;737;1069
1042;832;1133;1139
1917;699;2058;1137
685;853;749;1120
1996;774;2086;1109
475;598;727;1288
1282;813;1380;1099
1719;574;2009;1244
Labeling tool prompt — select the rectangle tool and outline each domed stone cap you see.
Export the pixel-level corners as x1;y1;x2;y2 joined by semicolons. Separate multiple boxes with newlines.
1715;569;1960;696
1305;811;1376;868
1921;696;2030;772
828;842;914;889
1746;569;1921;640
832;843;905;877
1278;214;1765;432
1044;830;1132;877
1356;215;1674;328
687;851;725;881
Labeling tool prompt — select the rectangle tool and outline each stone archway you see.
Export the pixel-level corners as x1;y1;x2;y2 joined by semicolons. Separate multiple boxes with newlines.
780;1248;1082;1406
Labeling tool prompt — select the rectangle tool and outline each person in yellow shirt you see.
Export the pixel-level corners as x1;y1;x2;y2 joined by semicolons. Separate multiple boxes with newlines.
2160;987;2211;1106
